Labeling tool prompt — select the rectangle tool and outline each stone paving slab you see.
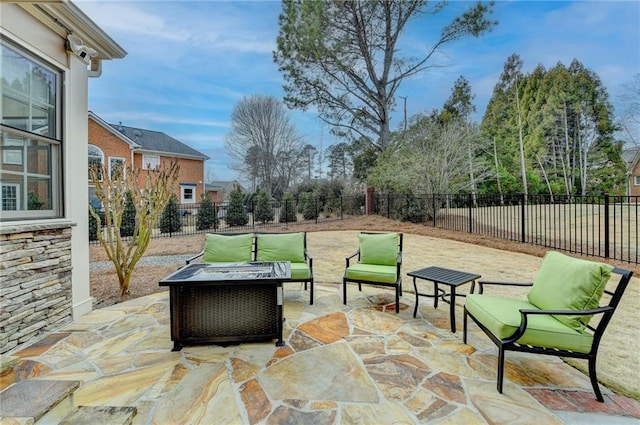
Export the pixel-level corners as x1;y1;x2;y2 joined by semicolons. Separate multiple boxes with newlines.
5;285;639;424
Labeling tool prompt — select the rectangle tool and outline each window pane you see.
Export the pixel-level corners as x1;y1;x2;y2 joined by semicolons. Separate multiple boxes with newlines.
27;141;50;175
1;44;57;139
27;176;50;210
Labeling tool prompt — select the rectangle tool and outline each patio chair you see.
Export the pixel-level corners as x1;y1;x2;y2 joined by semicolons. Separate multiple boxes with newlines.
343;232;403;313
255;232;315;305
463;251;633;401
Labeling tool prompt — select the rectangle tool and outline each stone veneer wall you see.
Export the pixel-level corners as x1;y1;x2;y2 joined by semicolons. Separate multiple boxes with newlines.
1;222;74;354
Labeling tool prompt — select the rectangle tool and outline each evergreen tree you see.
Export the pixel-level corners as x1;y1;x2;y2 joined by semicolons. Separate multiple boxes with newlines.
254;189;275;223
226;187;248;226
279;191;297;223
196;194;218;230
301;192;318;220
160;194;182;233
120;191;136;237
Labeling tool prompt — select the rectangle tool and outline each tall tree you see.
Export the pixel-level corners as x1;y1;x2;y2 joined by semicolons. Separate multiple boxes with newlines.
616;73;640;146
225;95;304;196
274;0;496;150
326;142;351;180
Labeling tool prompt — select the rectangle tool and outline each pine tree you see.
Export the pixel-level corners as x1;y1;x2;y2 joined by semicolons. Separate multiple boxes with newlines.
120;191;136;237
279;192;297;223
160;194;182;233
226;187;248;227
196;194;218;230
254;189;274;223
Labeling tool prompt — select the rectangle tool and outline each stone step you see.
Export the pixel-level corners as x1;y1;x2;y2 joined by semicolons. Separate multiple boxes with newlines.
0;379;80;423
59;406;137;425
0;355;19;391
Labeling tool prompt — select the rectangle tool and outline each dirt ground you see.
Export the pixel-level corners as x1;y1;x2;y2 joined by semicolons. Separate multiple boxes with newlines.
90;215;638;306
89;215;640;399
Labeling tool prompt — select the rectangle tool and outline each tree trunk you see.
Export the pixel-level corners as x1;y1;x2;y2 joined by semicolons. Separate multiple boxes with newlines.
515;82;527;198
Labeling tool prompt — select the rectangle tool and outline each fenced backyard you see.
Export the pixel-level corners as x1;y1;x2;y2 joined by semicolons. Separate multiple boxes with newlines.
90;193;639;264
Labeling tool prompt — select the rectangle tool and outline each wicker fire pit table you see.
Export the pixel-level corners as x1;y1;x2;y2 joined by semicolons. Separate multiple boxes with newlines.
159;261;291;351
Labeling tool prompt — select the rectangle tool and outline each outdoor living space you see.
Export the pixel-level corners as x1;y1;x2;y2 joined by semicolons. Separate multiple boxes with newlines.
3;218;640;424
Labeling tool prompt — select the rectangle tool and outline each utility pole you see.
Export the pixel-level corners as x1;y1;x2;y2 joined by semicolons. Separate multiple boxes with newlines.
399;96;408;132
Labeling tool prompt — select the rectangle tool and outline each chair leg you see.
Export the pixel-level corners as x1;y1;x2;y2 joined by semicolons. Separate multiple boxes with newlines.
588;356;604;402
497;346;505;394
358;282;362;292
395;286;400;313
463;309;468;344
343;279;347;305
309;280;314;305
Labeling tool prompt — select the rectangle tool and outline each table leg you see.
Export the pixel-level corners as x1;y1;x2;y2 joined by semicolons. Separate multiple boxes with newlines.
450;286;457;333
434;282;439;309
413;276;419;318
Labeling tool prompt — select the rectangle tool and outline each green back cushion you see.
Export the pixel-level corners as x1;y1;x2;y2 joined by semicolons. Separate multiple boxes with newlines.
359;233;399;266
256;233;305;263
527;251;612;330
203;233;254;262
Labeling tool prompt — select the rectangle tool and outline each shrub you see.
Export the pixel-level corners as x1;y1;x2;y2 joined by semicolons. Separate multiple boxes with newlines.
120;191;136;237
301;192;318;220
226;187;248;226
160;194;182;233
254;189;274;223
196;195;218;230
279;192;297;223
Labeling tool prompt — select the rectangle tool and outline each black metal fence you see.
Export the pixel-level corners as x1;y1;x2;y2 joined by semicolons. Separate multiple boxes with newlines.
90;192;639;264
373;193;639;264
89;195;366;243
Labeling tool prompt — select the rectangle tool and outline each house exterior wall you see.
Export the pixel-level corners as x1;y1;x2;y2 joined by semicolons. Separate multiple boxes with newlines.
131;154;205;202
1;3;96;353
630;159;640;197
88;119;133;168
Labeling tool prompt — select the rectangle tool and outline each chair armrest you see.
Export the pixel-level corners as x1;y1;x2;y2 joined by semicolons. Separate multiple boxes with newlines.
186;251;204;264
346;250;359;267
478;280;533;294
502;306;613;344
304;249;313;270
397;252;403;264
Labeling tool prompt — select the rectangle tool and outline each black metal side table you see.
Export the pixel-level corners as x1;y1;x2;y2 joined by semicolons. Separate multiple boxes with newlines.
408;266;481;333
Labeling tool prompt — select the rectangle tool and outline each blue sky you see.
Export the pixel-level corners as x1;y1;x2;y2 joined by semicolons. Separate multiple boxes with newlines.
78;1;640;182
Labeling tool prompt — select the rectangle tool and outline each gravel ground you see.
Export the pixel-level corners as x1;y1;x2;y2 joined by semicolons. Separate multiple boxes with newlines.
89;254;193;271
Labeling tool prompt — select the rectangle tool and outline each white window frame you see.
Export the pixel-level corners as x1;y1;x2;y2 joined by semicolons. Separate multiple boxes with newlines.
142;154;160;170
1;182;20;211
2;137;23;165
180;185;195;204
1;40;61;220
88;144;104;181
634;175;640;186
109;157;125;180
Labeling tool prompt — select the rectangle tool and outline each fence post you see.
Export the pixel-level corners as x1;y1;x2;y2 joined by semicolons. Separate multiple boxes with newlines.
432;195;437;227
520;193;526;243
467;193;473;233
604;194;610;259
387;193;390;218
340;196;343;220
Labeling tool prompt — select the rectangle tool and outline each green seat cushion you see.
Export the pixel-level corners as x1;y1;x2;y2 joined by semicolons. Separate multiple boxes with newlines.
465;294;594;354
345;264;398;284
256;233;306;263
527;251;613;330
359;233;399;266
290;262;311;281
204;233;254;263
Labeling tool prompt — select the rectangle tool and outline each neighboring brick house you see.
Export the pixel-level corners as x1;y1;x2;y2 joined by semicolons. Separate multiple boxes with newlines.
1;2;125;354
88;112;209;206
205;180;245;203
622;147;640;198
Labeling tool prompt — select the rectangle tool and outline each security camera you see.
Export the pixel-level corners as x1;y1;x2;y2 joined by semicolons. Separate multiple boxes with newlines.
66;35;97;64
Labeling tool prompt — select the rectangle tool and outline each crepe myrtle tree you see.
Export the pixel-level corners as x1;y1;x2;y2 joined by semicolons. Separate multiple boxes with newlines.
89;160;180;296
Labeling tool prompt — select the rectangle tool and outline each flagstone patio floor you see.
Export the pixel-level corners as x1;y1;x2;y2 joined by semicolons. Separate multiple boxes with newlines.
5;284;640;424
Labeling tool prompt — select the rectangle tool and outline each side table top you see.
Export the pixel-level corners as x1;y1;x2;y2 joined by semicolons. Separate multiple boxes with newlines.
407;266;481;286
